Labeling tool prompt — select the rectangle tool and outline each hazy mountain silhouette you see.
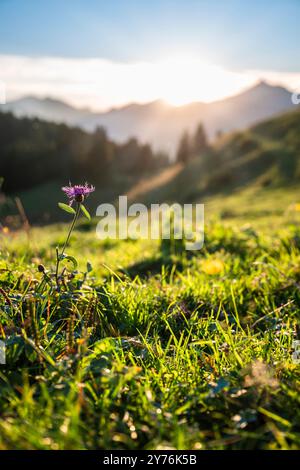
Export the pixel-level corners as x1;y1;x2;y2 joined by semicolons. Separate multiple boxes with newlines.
2;81;294;156
2;96;90;124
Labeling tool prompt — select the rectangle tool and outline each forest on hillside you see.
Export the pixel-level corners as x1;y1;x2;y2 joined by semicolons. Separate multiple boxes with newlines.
0;112;169;193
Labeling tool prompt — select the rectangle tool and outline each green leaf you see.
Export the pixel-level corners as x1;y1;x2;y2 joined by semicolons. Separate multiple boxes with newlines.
86;261;93;273
58;202;76;215
58;253;78;269
64;255;78;270
80;204;91;220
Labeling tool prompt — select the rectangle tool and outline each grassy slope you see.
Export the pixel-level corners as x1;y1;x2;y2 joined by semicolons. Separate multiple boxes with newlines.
129;107;300;207
2;107;300;226
1;185;300;450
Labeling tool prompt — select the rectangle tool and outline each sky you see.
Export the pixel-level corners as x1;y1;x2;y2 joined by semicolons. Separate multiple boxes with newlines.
0;0;299;110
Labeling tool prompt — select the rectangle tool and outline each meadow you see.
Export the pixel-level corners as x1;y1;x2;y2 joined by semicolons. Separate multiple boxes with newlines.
0;183;300;450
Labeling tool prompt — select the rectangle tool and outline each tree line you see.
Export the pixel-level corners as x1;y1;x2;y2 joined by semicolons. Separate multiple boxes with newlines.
0;110;210;195
176;123;209;164
0;112;169;193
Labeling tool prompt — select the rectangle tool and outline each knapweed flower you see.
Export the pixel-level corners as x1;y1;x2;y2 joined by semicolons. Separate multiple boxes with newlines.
62;183;95;205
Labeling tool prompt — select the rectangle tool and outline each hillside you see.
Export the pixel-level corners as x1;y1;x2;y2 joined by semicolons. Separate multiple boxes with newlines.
2;82;295;156
0;111;168;223
131;107;300;205
1;106;300;225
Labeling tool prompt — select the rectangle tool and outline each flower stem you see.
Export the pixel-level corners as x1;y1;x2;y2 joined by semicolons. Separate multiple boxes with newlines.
55;203;80;287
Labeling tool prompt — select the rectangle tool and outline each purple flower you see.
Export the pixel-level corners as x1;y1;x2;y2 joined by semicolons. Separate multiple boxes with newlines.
62;183;95;205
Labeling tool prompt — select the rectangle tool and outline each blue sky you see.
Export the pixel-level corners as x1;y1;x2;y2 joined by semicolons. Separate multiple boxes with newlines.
0;0;299;71
0;0;299;109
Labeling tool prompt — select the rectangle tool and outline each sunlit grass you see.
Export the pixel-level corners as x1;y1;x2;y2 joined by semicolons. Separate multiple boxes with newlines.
0;187;300;449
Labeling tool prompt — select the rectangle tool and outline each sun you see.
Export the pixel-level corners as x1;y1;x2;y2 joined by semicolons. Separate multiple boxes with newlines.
155;55;249;105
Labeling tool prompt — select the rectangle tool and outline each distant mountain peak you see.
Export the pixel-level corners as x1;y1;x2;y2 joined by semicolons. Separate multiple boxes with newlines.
250;79;291;94
1;80;294;156
255;79;270;88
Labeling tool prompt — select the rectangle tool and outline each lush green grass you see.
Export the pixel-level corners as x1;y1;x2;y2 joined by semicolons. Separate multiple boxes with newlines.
1;186;300;450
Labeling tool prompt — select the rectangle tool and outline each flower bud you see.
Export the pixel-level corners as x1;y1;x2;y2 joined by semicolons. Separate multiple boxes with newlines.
37;264;45;273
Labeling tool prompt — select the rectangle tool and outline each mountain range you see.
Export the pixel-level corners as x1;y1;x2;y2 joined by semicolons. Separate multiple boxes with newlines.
1;81;295;156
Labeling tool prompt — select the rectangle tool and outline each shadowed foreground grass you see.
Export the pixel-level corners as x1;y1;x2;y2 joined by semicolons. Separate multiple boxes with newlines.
0;187;300;450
